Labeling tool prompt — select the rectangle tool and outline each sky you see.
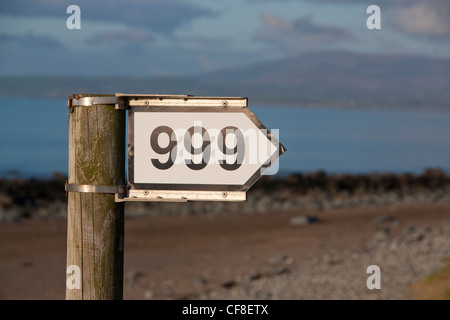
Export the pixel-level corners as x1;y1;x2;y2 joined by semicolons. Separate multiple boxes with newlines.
0;0;449;77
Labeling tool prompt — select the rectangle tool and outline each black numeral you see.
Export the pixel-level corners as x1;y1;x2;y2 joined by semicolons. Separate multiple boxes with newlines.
184;126;211;170
149;125;245;171
218;126;245;171
150;126;177;170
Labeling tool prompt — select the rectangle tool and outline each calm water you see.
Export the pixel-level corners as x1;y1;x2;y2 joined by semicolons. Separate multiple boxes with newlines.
1;97;450;178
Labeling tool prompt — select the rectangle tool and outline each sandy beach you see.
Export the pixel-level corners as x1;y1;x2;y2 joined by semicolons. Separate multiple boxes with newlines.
1;201;449;300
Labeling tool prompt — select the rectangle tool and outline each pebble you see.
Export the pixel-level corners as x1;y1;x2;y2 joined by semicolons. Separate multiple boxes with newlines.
372;215;396;223
268;253;290;265
195;277;208;286
126;270;144;289
289;215;318;226
143;290;154;299
403;226;415;234
373;227;390;241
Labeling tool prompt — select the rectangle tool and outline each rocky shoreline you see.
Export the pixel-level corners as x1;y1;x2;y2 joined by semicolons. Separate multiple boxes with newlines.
193;218;450;300
1;169;449;222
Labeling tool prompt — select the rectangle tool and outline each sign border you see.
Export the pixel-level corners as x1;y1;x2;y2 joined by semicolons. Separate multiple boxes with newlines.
127;97;285;194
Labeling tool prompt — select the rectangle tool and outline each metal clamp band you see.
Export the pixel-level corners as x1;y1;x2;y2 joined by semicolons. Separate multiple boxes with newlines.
68;96;129;112
71;97;119;107
65;183;127;195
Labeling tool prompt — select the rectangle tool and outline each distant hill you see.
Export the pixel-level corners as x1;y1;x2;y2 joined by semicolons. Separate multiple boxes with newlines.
196;51;450;108
1;51;449;108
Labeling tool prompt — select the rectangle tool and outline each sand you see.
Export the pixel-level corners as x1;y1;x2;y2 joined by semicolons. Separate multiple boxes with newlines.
0;202;449;300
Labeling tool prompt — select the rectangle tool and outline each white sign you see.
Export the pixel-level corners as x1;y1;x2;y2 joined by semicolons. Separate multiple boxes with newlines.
126;95;285;201
134;112;277;185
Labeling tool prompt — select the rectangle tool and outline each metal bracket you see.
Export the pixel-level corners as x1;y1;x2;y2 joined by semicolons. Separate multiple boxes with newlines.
71;96;119;107
115;190;247;203
68;95;129;112
118;94;247;108
68;94;247;113
65;183;127;196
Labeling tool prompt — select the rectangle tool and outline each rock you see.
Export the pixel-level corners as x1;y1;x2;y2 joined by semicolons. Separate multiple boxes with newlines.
222;280;237;289
289;215;318;226
0;207;22;224
144;290;154;299
126;270;144;289
246;271;262;282
195;277;208;286
0;194;13;207
373;228;390;241
160;280;174;293
323;253;343;266
403;226;415;235
268;253;290;265
372;215;396;223
390;240;399;251
255;291;273;299
392;219;402;227
275;267;291;275
406;232;425;243
412;227;430;241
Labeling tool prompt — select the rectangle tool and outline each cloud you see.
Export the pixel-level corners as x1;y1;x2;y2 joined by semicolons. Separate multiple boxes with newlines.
0;0;212;35
246;0;291;2
389;1;450;39
85;28;154;46
299;0;450;39
255;13;353;49
181;35;229;47
301;0;410;4
248;0;407;4
0;32;62;48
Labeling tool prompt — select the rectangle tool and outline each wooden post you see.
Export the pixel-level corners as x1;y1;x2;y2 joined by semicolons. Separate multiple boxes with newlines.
66;94;125;299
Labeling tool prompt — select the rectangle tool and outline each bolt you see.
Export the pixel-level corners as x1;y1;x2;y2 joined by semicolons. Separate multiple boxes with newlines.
144;190;149;195
145;100;149;106
222;101;228;107
222;192;228;198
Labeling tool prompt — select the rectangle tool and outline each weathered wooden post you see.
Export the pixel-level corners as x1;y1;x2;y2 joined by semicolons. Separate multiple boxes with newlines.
65;94;126;299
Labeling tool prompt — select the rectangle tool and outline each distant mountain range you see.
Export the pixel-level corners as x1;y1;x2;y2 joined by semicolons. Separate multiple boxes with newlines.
1;51;449;108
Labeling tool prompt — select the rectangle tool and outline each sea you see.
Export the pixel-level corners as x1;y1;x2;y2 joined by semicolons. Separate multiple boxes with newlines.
1;97;450;178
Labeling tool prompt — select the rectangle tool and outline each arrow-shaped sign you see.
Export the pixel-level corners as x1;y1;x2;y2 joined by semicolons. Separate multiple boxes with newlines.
122;94;285;202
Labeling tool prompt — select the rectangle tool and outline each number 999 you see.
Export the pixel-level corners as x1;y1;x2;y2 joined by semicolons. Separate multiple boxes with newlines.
150;125;245;171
